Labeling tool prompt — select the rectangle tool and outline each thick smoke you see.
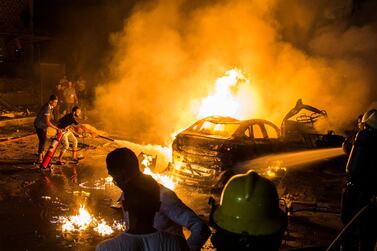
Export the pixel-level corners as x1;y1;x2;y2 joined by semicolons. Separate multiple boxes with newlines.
94;0;377;145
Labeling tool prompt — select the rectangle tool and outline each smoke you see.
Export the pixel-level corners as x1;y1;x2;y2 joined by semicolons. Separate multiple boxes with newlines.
94;0;377;145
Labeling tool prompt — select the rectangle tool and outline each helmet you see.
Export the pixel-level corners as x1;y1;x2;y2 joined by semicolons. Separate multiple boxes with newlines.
212;171;286;236
362;109;377;130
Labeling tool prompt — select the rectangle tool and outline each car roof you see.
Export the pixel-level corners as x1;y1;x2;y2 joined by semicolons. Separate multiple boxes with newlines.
200;116;240;123
201;116;275;126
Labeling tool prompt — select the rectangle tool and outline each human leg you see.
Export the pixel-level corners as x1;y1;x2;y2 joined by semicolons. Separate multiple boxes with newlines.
58;132;69;164
68;132;78;161
35;127;47;162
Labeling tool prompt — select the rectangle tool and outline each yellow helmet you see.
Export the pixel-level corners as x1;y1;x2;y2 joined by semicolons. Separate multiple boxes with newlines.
362;109;377;130
212;171;286;236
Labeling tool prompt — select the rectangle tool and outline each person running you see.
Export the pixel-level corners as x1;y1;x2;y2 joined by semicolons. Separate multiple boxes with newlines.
34;95;59;163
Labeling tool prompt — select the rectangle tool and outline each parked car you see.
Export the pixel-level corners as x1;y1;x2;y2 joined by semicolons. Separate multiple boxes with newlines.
170;100;344;190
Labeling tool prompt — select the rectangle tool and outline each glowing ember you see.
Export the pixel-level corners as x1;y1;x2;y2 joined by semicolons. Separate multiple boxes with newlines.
94;220;114;236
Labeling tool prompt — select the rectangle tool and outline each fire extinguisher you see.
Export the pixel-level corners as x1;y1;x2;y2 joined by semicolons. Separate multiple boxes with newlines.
40;130;64;169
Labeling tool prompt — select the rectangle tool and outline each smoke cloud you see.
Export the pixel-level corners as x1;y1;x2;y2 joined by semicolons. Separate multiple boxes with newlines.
94;0;377;145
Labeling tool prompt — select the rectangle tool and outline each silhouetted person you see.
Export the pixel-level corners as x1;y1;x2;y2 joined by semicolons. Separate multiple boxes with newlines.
106;148;210;251
96;174;189;251
341;109;377;250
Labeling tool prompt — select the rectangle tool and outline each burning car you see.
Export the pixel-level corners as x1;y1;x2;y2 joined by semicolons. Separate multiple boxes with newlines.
170;99;344;189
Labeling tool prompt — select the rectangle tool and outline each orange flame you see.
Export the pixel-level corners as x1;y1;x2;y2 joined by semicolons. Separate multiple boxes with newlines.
197;68;258;119
60;205;125;236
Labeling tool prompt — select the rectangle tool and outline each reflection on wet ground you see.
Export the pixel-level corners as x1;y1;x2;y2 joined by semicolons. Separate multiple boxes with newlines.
0;131;348;250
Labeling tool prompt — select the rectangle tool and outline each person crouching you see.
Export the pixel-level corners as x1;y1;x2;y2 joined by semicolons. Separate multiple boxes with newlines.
56;106;81;164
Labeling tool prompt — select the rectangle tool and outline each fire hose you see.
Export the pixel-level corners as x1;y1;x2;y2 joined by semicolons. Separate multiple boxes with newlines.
96;135;115;142
326;196;377;251
0;133;36;144
283;201;340;215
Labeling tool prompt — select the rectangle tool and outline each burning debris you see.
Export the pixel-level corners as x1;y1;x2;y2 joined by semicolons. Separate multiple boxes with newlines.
57;205;126;237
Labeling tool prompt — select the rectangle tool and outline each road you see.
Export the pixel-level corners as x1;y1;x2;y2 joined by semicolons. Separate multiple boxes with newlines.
0;120;348;250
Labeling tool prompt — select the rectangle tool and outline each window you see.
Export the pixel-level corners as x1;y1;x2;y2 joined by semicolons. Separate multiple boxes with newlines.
189;120;240;138
244;128;251;138
252;124;264;139
265;124;279;139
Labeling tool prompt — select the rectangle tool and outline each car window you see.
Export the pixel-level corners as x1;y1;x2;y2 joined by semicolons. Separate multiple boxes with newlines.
244;128;251;138
265;123;279;139
189;121;240;138
252;124;264;139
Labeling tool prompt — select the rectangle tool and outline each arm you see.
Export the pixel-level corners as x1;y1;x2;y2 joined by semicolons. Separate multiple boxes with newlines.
160;187;211;251
73;124;97;137
45;114;59;130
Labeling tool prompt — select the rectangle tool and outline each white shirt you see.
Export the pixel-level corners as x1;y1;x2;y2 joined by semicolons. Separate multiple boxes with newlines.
96;231;189;251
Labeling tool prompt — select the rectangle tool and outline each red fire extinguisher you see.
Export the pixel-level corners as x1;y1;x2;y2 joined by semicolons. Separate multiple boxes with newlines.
40;130;64;169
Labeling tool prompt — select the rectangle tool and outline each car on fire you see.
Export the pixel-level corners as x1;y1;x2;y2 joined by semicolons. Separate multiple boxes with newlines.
170;99;344;189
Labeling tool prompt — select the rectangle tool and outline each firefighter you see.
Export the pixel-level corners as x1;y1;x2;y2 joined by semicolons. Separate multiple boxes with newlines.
106;148;211;251
340;109;377;250
34;95;60;163
210;171;287;251
342;114;364;156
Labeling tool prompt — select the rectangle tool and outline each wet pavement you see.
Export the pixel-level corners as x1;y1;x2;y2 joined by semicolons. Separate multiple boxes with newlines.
0;120;348;250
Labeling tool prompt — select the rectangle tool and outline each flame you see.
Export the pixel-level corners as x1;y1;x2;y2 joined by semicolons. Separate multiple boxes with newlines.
143;167;175;191
105;176;114;185
198;68;251;119
60;204;125;236
94;220;114;236
62;205;92;231
139;152;176;190
141;154;154;167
